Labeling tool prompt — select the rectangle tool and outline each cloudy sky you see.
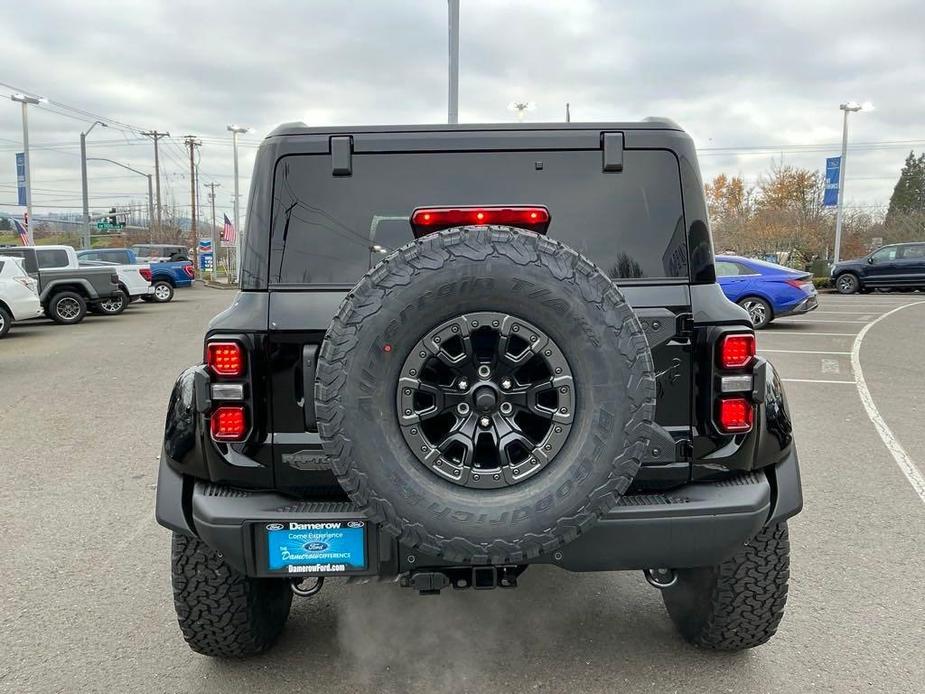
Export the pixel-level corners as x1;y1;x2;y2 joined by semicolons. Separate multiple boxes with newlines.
1;0;923;227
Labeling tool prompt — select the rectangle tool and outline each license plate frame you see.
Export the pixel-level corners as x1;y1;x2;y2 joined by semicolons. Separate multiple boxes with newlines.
254;519;372;577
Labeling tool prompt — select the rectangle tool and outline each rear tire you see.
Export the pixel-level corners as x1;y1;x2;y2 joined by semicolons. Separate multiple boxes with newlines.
152;280;174;303
738;296;772;329
662;522;790;651
48;291;87;325
0;305;11;338
90;291;127;316
836;273;860;294
171;533;292;658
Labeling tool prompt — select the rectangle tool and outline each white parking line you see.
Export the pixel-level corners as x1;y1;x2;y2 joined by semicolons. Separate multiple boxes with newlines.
758;349;851;355
851;301;925;504
776;318;869;324
762;331;858;337
781;378;855;384
812;311;879;315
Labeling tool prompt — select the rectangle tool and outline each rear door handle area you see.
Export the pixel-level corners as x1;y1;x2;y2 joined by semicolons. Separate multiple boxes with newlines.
302;344;319;431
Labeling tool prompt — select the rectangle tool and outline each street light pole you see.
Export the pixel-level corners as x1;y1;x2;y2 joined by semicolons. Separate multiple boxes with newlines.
80;120;107;250
227;124;249;281
833;101;872;264
447;0;460;124
11;93;43;244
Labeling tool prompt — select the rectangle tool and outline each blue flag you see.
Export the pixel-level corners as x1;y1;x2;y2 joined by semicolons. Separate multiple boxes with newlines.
16;152;26;206
823;156;841;207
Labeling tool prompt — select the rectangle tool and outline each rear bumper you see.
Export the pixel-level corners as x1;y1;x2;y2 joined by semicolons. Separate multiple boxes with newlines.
156;448;802;577
778;294;818;317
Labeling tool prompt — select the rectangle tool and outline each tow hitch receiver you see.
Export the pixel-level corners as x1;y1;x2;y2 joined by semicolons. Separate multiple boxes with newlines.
401;566;524;595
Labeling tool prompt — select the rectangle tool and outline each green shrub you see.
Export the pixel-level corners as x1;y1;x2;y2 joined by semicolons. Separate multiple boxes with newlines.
813;277;831;289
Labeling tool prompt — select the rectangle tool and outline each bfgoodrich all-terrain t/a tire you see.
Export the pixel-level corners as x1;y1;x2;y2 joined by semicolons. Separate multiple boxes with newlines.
171;533;292;658
662;522;791;650
315;226;657;565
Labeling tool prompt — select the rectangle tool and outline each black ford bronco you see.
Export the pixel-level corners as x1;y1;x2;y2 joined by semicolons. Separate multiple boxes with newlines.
156;120;802;657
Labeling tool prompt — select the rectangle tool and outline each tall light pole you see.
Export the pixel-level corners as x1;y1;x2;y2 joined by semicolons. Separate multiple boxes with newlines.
206;182;221;279
833;101;873;264
86;157;155;241
80;120;108;249
227;124;250;281
447;0;460;124
11;93;44;243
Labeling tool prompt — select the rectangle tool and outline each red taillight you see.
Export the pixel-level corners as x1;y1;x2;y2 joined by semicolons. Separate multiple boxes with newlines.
409;206;551;237
183;264;195;279
139;268;152;282
207;341;244;376
784;277;813;290
210;406;247;441
718;334;756;369
717;397;753;433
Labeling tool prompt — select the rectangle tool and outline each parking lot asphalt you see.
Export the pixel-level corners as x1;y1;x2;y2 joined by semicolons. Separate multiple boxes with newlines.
2;287;924;694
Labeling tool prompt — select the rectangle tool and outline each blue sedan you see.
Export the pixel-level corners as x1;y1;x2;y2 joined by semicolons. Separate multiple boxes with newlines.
715;255;818;329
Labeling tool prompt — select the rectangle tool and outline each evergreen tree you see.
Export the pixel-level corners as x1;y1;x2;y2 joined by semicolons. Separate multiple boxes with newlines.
886;151;925;224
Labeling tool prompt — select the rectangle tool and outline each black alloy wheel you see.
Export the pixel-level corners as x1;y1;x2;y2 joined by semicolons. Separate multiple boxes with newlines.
397;311;574;489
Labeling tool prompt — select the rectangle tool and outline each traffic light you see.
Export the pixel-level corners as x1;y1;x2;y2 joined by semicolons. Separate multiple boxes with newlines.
109;208;117;226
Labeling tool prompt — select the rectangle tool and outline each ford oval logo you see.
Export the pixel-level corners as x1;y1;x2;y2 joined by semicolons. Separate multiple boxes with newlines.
305;542;328;552
347;521;364;528
266;523;284;531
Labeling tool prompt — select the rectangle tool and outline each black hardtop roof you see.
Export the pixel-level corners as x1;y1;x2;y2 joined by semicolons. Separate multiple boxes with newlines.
266;117;684;139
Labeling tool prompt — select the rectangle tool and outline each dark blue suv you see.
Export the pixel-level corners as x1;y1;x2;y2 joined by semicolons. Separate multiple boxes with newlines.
831;242;925;294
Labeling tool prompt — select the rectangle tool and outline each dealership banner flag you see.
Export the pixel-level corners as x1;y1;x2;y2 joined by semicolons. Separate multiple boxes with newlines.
823;156;841;207
15;152;26;206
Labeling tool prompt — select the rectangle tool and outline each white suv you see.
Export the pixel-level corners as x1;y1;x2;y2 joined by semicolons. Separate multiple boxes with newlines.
0;255;43;338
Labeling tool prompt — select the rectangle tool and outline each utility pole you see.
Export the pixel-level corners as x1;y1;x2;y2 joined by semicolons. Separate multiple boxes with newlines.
11;93;43;244
565;103;571;123
142;130;169;233
447;0;460;124
206;182;221;279
184;136;201;270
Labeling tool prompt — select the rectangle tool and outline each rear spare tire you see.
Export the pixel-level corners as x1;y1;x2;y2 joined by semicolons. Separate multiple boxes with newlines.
316;226;656;564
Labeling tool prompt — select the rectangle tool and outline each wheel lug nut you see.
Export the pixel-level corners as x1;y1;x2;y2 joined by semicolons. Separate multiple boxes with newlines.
500;402;513;415
500;378;512;390
457;379;469;390
457;403;470;416
477;365;491;378
479;416;491;428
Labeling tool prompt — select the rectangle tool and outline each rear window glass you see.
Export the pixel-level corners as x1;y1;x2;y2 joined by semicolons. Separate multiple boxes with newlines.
37;249;69;268
269;150;686;286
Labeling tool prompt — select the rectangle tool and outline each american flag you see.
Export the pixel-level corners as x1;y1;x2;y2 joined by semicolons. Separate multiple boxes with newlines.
12;217;29;245
222;214;236;244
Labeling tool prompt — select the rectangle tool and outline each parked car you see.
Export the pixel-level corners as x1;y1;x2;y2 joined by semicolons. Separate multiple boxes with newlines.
157;120;802;658
830;242;925;294
77;247;195;303
0;245;121;324
715;254;818;329
0;255;43;338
